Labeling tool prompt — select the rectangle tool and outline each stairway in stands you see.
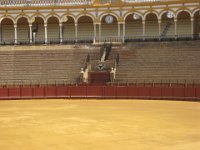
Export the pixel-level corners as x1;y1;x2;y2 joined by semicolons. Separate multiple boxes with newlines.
82;43;118;84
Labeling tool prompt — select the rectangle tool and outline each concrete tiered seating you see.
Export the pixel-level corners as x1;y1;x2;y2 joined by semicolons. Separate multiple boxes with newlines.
0;45;99;85
114;41;200;84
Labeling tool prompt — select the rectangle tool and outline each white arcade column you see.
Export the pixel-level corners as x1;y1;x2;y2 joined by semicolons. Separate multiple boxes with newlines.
99;23;101;43
59;23;63;43
191;17;194;38
158;19;161;38
29;23;33;44
14;24;18;44
174;18;177;39
142;20;146;40
75;23;78;42
122;23;125;43
44;23;48;44
93;23;97;44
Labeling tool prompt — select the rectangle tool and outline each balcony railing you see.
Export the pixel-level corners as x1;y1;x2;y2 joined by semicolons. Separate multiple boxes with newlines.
0;0;93;6
122;0;181;3
0;0;183;6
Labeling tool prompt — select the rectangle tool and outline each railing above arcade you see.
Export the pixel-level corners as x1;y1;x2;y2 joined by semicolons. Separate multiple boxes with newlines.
0;34;199;45
0;0;184;6
0;0;93;6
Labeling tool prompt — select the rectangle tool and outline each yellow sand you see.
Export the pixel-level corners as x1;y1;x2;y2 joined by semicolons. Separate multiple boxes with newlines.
0;100;200;150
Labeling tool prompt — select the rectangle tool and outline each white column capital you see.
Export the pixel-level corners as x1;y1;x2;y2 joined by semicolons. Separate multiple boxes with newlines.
59;23;63;27
29;23;32;27
158;19;162;24
118;22;125;25
44;23;47;27
14;24;17;28
142;20;145;25
191;17;194;22
93;22;100;25
174;18;177;22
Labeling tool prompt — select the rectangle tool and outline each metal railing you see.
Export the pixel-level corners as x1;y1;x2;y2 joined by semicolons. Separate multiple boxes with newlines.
95;36;124;43
112;78;200;85
0;79;80;86
0;34;199;45
0;0;93;6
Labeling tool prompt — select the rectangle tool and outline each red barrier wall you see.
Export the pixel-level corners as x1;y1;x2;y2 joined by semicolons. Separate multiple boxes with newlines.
0;85;199;100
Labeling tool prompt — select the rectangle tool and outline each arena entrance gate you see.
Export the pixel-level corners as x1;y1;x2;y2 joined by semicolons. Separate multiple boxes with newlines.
89;72;110;84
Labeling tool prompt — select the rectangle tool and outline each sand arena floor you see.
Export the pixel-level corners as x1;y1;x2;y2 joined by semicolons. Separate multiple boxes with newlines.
0;99;200;150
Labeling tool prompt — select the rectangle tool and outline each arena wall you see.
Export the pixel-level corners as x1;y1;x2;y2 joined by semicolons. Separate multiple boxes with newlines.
0;84;200;100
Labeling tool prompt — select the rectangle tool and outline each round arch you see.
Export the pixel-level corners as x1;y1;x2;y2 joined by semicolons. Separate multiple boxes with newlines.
0;15;15;24
32;16;45;43
47;16;60;43
192;8;200;17
99;12;120;22
159;9;175;20
76;13;95;23
15;15;30;24
176;11;191;36
123;11;143;22
60;14;76;23
160;12;175;37
193;10;200;36
62;16;76;40
145;12;159;36
30;14;45;23
144;11;159;20
77;15;94;39
101;14;118;37
17;17;29;43
46;14;61;23
125;13;143;38
0;17;15;43
175;9;192;18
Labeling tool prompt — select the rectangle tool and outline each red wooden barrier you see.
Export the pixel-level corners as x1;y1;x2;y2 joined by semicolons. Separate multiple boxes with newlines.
184;87;196;98
196;88;200;98
21;87;33;98
0;88;9;98
115;86;128;97
161;87;173;98
56;86;69;97
69;86;87;97
104;86;116;98
9;88;21;98
173;87;185;97
138;87;150;97
0;85;200;100
87;86;103;97
150;87;162;97
127;86;138;97
33;87;45;98
45;86;56;97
